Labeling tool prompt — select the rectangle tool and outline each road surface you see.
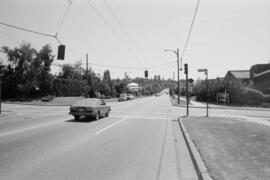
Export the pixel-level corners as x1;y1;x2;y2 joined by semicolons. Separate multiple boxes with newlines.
0;95;197;180
1;95;270;180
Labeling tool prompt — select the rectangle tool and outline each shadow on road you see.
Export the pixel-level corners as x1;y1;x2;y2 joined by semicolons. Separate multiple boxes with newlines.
65;117;97;123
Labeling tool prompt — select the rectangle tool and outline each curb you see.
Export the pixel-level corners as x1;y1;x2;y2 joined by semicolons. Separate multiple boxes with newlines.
178;117;213;180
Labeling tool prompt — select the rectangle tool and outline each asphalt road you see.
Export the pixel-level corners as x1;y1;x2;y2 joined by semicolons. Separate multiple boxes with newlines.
1;95;270;180
0;95;195;180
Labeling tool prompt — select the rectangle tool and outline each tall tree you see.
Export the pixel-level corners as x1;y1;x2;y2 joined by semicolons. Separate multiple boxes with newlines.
36;44;54;95
102;70;114;96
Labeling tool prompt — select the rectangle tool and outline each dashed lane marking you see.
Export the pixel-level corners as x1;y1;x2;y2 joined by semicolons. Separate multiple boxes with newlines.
95;116;129;135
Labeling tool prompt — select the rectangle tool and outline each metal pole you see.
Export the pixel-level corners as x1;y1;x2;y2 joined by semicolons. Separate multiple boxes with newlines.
86;53;89;84
206;70;209;117
186;65;189;116
0;78;1;114
177;48;180;104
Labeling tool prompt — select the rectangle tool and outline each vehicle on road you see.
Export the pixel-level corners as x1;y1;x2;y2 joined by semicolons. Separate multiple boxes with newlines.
118;93;128;101
69;98;111;120
42;95;54;102
127;94;134;100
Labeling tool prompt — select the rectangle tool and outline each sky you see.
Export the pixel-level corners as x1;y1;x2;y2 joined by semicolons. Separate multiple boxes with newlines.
0;0;269;80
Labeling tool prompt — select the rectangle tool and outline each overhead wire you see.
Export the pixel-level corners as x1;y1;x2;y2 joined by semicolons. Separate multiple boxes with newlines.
85;0;144;64
0;21;62;44
0;22;55;39
55;0;73;37
101;0;139;51
53;60;176;71
0;0;74;44
180;0;200;59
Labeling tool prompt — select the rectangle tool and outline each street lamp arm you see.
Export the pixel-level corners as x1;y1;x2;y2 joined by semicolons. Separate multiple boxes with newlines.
164;49;177;55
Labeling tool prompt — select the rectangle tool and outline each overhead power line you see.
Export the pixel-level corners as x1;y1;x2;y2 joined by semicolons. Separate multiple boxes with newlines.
0;1;74;45
0;22;63;44
53;60;176;71
102;0;139;50
85;0;144;64
147;61;176;70
181;0;200;59
55;0;74;36
0;22;55;38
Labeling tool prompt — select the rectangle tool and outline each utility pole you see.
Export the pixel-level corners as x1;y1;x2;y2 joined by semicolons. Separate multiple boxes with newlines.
206;69;209;117
184;63;189;116
176;48;180;104
0;76;2;114
164;48;182;105
86;53;89;83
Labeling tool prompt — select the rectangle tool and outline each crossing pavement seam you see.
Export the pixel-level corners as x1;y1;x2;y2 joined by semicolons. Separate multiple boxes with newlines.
178;117;213;180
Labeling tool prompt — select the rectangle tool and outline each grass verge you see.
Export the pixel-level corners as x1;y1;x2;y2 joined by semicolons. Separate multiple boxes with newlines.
183;116;270;180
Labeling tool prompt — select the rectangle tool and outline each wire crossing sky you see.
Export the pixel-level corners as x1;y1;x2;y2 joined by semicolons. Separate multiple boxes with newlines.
0;0;269;79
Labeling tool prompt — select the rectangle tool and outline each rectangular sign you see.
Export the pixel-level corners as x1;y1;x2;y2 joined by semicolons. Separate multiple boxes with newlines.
198;69;207;72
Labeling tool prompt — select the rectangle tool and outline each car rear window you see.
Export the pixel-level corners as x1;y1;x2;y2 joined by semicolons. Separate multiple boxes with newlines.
74;99;98;106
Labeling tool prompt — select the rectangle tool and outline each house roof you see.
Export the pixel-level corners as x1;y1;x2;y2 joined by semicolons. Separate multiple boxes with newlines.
229;70;250;79
253;69;270;78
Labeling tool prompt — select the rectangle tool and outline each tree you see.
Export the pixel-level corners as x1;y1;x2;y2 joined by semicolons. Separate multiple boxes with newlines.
61;64;74;79
2;43;38;96
36;44;54;95
102;70;114;96
2;43;54;97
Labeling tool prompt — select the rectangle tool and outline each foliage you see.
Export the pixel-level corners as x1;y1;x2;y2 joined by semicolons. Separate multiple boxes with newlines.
2;43;54;98
52;78;84;96
1;43;173;99
193;77;267;106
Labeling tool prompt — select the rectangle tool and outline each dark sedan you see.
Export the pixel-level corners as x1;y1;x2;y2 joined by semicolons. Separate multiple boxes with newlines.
69;98;111;120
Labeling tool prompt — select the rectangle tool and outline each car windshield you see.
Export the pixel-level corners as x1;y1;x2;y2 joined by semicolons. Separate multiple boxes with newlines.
73;99;98;106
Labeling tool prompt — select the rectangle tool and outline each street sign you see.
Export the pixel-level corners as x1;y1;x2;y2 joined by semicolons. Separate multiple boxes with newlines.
198;69;207;72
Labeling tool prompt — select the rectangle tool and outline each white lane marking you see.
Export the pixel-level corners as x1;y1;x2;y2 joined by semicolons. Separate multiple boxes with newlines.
110;115;168;120
95;116;129;135
0;120;63;138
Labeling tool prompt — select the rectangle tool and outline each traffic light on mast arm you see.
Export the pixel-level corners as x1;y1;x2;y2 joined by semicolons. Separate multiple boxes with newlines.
57;45;65;60
184;63;188;75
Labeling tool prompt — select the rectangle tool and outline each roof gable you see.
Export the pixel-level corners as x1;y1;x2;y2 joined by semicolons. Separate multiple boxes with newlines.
229;70;250;79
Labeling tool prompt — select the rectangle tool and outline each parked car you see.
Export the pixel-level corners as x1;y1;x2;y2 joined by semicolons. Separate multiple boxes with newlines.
69;98;111;120
127;94;134;100
118;93;128;101
42;95;54;102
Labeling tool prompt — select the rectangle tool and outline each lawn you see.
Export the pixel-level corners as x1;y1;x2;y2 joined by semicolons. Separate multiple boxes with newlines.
183;117;270;180
170;95;186;106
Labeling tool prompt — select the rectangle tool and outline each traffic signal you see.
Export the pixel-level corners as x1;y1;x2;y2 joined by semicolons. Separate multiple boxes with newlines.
184;63;188;75
57;45;65;60
144;70;148;78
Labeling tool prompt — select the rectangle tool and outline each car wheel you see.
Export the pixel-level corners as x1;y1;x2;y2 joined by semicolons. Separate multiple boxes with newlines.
95;112;100;120
105;111;109;117
74;115;80;120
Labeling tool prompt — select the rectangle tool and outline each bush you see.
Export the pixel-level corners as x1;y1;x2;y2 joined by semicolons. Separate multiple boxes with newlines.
52;78;84;96
234;88;264;106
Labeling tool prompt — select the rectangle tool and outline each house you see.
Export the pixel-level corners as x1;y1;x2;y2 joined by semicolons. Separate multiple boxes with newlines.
250;63;270;94
224;70;250;85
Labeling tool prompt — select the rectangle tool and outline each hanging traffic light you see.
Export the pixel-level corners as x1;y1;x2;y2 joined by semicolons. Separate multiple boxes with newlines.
144;70;148;78
57;45;65;60
184;63;188;75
